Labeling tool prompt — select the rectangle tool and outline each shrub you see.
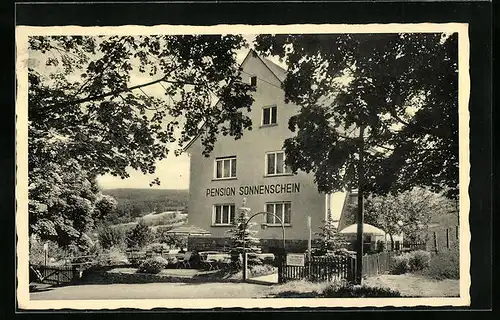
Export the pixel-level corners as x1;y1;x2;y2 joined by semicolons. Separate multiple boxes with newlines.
145;242;170;253
165;255;178;266
391;253;411;274
424;249;459;280
126;220;153;249
376;241;386;253
323;283;401;297
155;230;187;249
98;225;125;250
88;247;129;268
408;250;431;271
29;238;68;265
137;256;168;274
249;264;277;277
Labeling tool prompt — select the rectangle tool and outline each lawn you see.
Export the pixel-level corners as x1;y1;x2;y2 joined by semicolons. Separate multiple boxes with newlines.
363;274;459;297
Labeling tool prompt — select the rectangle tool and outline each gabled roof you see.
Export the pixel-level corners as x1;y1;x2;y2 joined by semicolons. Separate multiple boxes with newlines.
337;191;359;231
259;54;287;82
182;49;286;153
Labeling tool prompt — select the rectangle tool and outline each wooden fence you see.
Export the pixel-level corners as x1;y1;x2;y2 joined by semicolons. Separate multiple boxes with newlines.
30;264;77;285
278;251;403;283
279;254;355;283
361;251;397;277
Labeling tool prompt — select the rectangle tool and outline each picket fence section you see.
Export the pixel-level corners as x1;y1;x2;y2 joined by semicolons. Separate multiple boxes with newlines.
279;254;355;283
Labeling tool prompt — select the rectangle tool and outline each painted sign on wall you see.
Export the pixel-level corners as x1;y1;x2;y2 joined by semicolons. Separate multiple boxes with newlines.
206;183;300;197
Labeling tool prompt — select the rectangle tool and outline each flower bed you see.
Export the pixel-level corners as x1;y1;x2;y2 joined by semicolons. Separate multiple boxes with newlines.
80;267;241;284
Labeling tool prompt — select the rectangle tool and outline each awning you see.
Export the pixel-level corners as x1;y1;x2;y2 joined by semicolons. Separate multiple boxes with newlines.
339;223;386;236
165;225;212;236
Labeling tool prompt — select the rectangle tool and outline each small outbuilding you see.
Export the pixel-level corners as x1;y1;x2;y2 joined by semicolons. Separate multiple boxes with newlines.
339;223;404;252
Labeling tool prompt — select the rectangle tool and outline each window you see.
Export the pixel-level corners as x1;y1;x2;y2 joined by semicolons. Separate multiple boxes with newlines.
213;204;236;225
266;151;292;176
214;156;237;179
265;202;292;225
250;76;257;86
262;105;277;126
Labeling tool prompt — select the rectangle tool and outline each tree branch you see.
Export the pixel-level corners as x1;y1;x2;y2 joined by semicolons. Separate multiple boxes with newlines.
46;75;204;109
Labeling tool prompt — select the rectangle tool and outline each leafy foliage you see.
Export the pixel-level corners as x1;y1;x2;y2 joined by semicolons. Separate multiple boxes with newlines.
391;253;411;275
137;256;168;274
255;33;458;199
97;225;126;250
29;160;117;248
391;250;431;274
154;230;187;249
29;237;68;265
424;249;459;280
409;250;431;271
28;35;254;248
125;220;153;249
364;187;456;244
29;35;254;183
322;283;402;297
313;210;348;253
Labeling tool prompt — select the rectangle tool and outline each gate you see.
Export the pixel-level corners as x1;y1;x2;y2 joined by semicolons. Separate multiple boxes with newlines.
30;264;78;285
277;253;355;284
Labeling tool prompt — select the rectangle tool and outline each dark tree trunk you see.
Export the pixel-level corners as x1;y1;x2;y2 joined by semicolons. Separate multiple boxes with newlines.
355;124;365;285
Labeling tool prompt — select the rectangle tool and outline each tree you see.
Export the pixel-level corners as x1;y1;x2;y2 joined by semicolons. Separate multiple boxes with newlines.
225;209;261;265
28;35;255;248
255;33;458;284
28;35;255;183
126;220;153;249
254;33;459;199
97;225;126;250
28;159;117;248
364;187;455;247
314;210;349;254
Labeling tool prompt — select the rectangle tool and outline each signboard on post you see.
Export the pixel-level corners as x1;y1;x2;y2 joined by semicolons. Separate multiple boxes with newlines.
286;254;305;267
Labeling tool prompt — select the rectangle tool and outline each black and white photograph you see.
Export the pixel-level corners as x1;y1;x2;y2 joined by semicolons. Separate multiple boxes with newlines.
15;23;470;309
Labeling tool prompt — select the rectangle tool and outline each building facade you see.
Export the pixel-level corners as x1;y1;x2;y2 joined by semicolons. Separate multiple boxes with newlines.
184;50;347;252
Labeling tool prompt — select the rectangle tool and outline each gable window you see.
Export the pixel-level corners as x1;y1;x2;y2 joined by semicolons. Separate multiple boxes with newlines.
250;76;257;86
214;156;237;179
213;204;236;226
266;151;292;176
265;202;292;225
262;105;277;126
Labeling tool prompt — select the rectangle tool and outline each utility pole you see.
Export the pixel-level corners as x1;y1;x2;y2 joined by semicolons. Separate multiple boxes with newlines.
355;124;365;285
307;216;312;261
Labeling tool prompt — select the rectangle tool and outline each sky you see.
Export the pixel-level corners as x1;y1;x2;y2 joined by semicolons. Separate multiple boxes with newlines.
96;34;287;190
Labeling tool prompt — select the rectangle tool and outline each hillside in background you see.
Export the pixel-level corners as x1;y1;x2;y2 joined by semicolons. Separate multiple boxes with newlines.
111;211;189;233
101;188;189;224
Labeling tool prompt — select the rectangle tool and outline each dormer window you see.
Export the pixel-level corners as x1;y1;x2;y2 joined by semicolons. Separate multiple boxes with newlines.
262;105;277;126
250;76;257;86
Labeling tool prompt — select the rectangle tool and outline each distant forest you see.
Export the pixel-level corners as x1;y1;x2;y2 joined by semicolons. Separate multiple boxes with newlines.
101;188;189;224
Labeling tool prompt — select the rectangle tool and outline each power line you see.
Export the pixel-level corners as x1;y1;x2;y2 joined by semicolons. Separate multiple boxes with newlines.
239;70;283;90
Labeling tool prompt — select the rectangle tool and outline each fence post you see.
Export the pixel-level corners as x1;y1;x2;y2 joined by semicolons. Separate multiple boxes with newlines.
446;228;450;249
277;250;284;284
433;232;438;254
